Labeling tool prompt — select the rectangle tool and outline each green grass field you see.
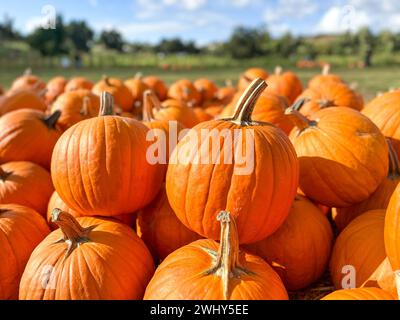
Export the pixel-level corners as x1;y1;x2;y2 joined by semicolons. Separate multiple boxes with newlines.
1;65;400;102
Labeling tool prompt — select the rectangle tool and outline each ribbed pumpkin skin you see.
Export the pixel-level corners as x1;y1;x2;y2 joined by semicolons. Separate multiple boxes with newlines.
330;210;386;289
238;68;269;91
0;90;47;116
385;182;400;270
194;78;218;104
168;80;201;106
245;195;333;290
166;120;299;244
143;76;168;101
322;287;395;300
92;78;134;111
45;77;67;105
10;75;46;93
265;71;303;104
51;116;163;217
124;78;150;108
289;107;388;207
362;91;400;159
137;187;201;261
0;161;54;217
0;204;50;300
0;109;62;169
144;239;288;300
308;74;343;89
50;90;100;131
154;99;199;128
65;77;94;92
19;216;154;300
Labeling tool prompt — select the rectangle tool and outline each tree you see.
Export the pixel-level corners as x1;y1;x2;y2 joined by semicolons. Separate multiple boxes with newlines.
224;26;265;59
27;15;67;56
100;29;124;52
0;15;20;40
276;32;299;58
357;27;375;67
66;20;94;53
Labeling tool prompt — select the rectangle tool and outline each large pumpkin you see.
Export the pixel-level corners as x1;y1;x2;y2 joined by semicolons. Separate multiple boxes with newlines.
144;211;288;300
168;79;201;107
286;106;388;207
92;76;134;111
330;210;386;289
166;78;299;244
332;139;400;231
137;186;201;262
265;66;303;104
143;76;168;101
245;195;333;290
19;209;154;300
0;204;50;300
65;77;94;92
322;287;395;300
385;177;400;271
0;161;54;217
238;67;269;91
45;76;68;105
0;89;47;116
0;109;62;169
50;89;100;131
51;92;164;217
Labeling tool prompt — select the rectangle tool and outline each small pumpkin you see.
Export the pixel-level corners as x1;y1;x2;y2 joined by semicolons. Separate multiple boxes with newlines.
51;92;164;217
64;77;94;92
265;66;303;104
194;78;218;104
238;67;269;91
166;79;299;244
124;75;150;115
92;76;134;111
143;76;168;101
0;89;47;116
0;109;62;169
321;287;395;300
0;204;50;300
19;209;154;300
330;210;386;289
217;80;237;105
285;106;388;207
332;139;400;231
308;64;344;89
10;70;46;93
167;79;201;107
50;89;100;131
144;211;288;300
44;76;68;105
153;98;199;128
137;186;201;262
245;195;333;291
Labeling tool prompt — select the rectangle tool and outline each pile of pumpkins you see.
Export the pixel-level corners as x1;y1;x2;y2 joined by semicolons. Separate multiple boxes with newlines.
0;65;399;300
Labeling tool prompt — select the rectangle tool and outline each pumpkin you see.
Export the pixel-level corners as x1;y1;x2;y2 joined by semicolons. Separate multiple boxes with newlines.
295;82;363;118
217;80;237;105
0;204;50;300
64;77;93;92
285;106;388;207
137;186;201;262
92;76;134;111
308;64;344;89
44;76;68;105
362;90;400;160
245;195;333;291
144;211;288;300
192;107;214;123
19;209;154;300
46;191;136;230
330;210;386;289
153;99;199;128
124;75;150;115
10;70;46;93
202;100;224;117
166;78;299;244
167;79;201;107
265;66;303;104
332;139;400;231
322;287;395;300
50;89;100;131
385;176;400;271
0;89;47;116
238;67;269;91
143;76;168;101
194;78;218;104
0;86;4;95
0;109;62;169
51;92;164;217
0;161;54;217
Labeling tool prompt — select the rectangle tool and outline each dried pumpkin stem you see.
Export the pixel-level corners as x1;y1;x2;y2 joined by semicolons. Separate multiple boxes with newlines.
318;99;335;108
24;67;32;76
387;139;400;178
80;96;91;116
322;64;330;75
275;65;283;75
284;107;313;131
231;78;268;125
142;90;160;122
102;75;113;87
44;110;61;129
0;166;11;181
99;92;115;116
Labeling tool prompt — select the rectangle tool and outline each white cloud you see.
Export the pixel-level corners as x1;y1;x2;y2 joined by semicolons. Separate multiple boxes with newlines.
316;6;370;33
25;17;44;33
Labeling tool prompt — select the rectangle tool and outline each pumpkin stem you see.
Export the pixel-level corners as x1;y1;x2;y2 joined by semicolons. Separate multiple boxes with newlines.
24;68;32;76
43;110;61;129
142;90;161;122
102;75;113;87
318;99;335;108
225;79;233;87
387;139;400;179
230;78;267;125
38;88;48;97
322;64;330;75
135;72;143;80
285;103;315;131
51;209;95;258
99;92;115;116
80;96;91;116
275;65;283;75
0;166;11;181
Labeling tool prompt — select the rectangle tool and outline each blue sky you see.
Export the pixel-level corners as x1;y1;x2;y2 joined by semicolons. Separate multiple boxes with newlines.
0;0;398;44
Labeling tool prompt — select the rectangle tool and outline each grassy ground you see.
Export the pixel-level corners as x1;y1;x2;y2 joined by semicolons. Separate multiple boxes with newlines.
1;65;400;102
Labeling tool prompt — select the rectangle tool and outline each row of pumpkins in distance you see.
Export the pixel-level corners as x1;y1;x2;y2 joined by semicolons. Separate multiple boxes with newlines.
0;65;399;300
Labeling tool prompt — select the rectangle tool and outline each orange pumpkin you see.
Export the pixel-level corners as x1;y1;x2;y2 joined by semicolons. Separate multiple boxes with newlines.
0;204;50;300
332;139;400;231
153;99;199;128
51;92;164;217
330;210;386;289
44;76;68;105
19;209;154;300
217;80;237;105
238;67;269;91
168;79;201;107
308;64;344;89
137;186;201;261
245;195;333;290
194;78;218;104
92;76;134;111
124;75;150;114
50;89;100;131
0;89;47;116
166;79;299;244
143;76;168;101
0;86;4;95
144;211;288;300
65;77;93;92
265;66;303;104
385;176;400;271
10;70;46;93
0;109;62;169
286;106;388;207
322;287;395;300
